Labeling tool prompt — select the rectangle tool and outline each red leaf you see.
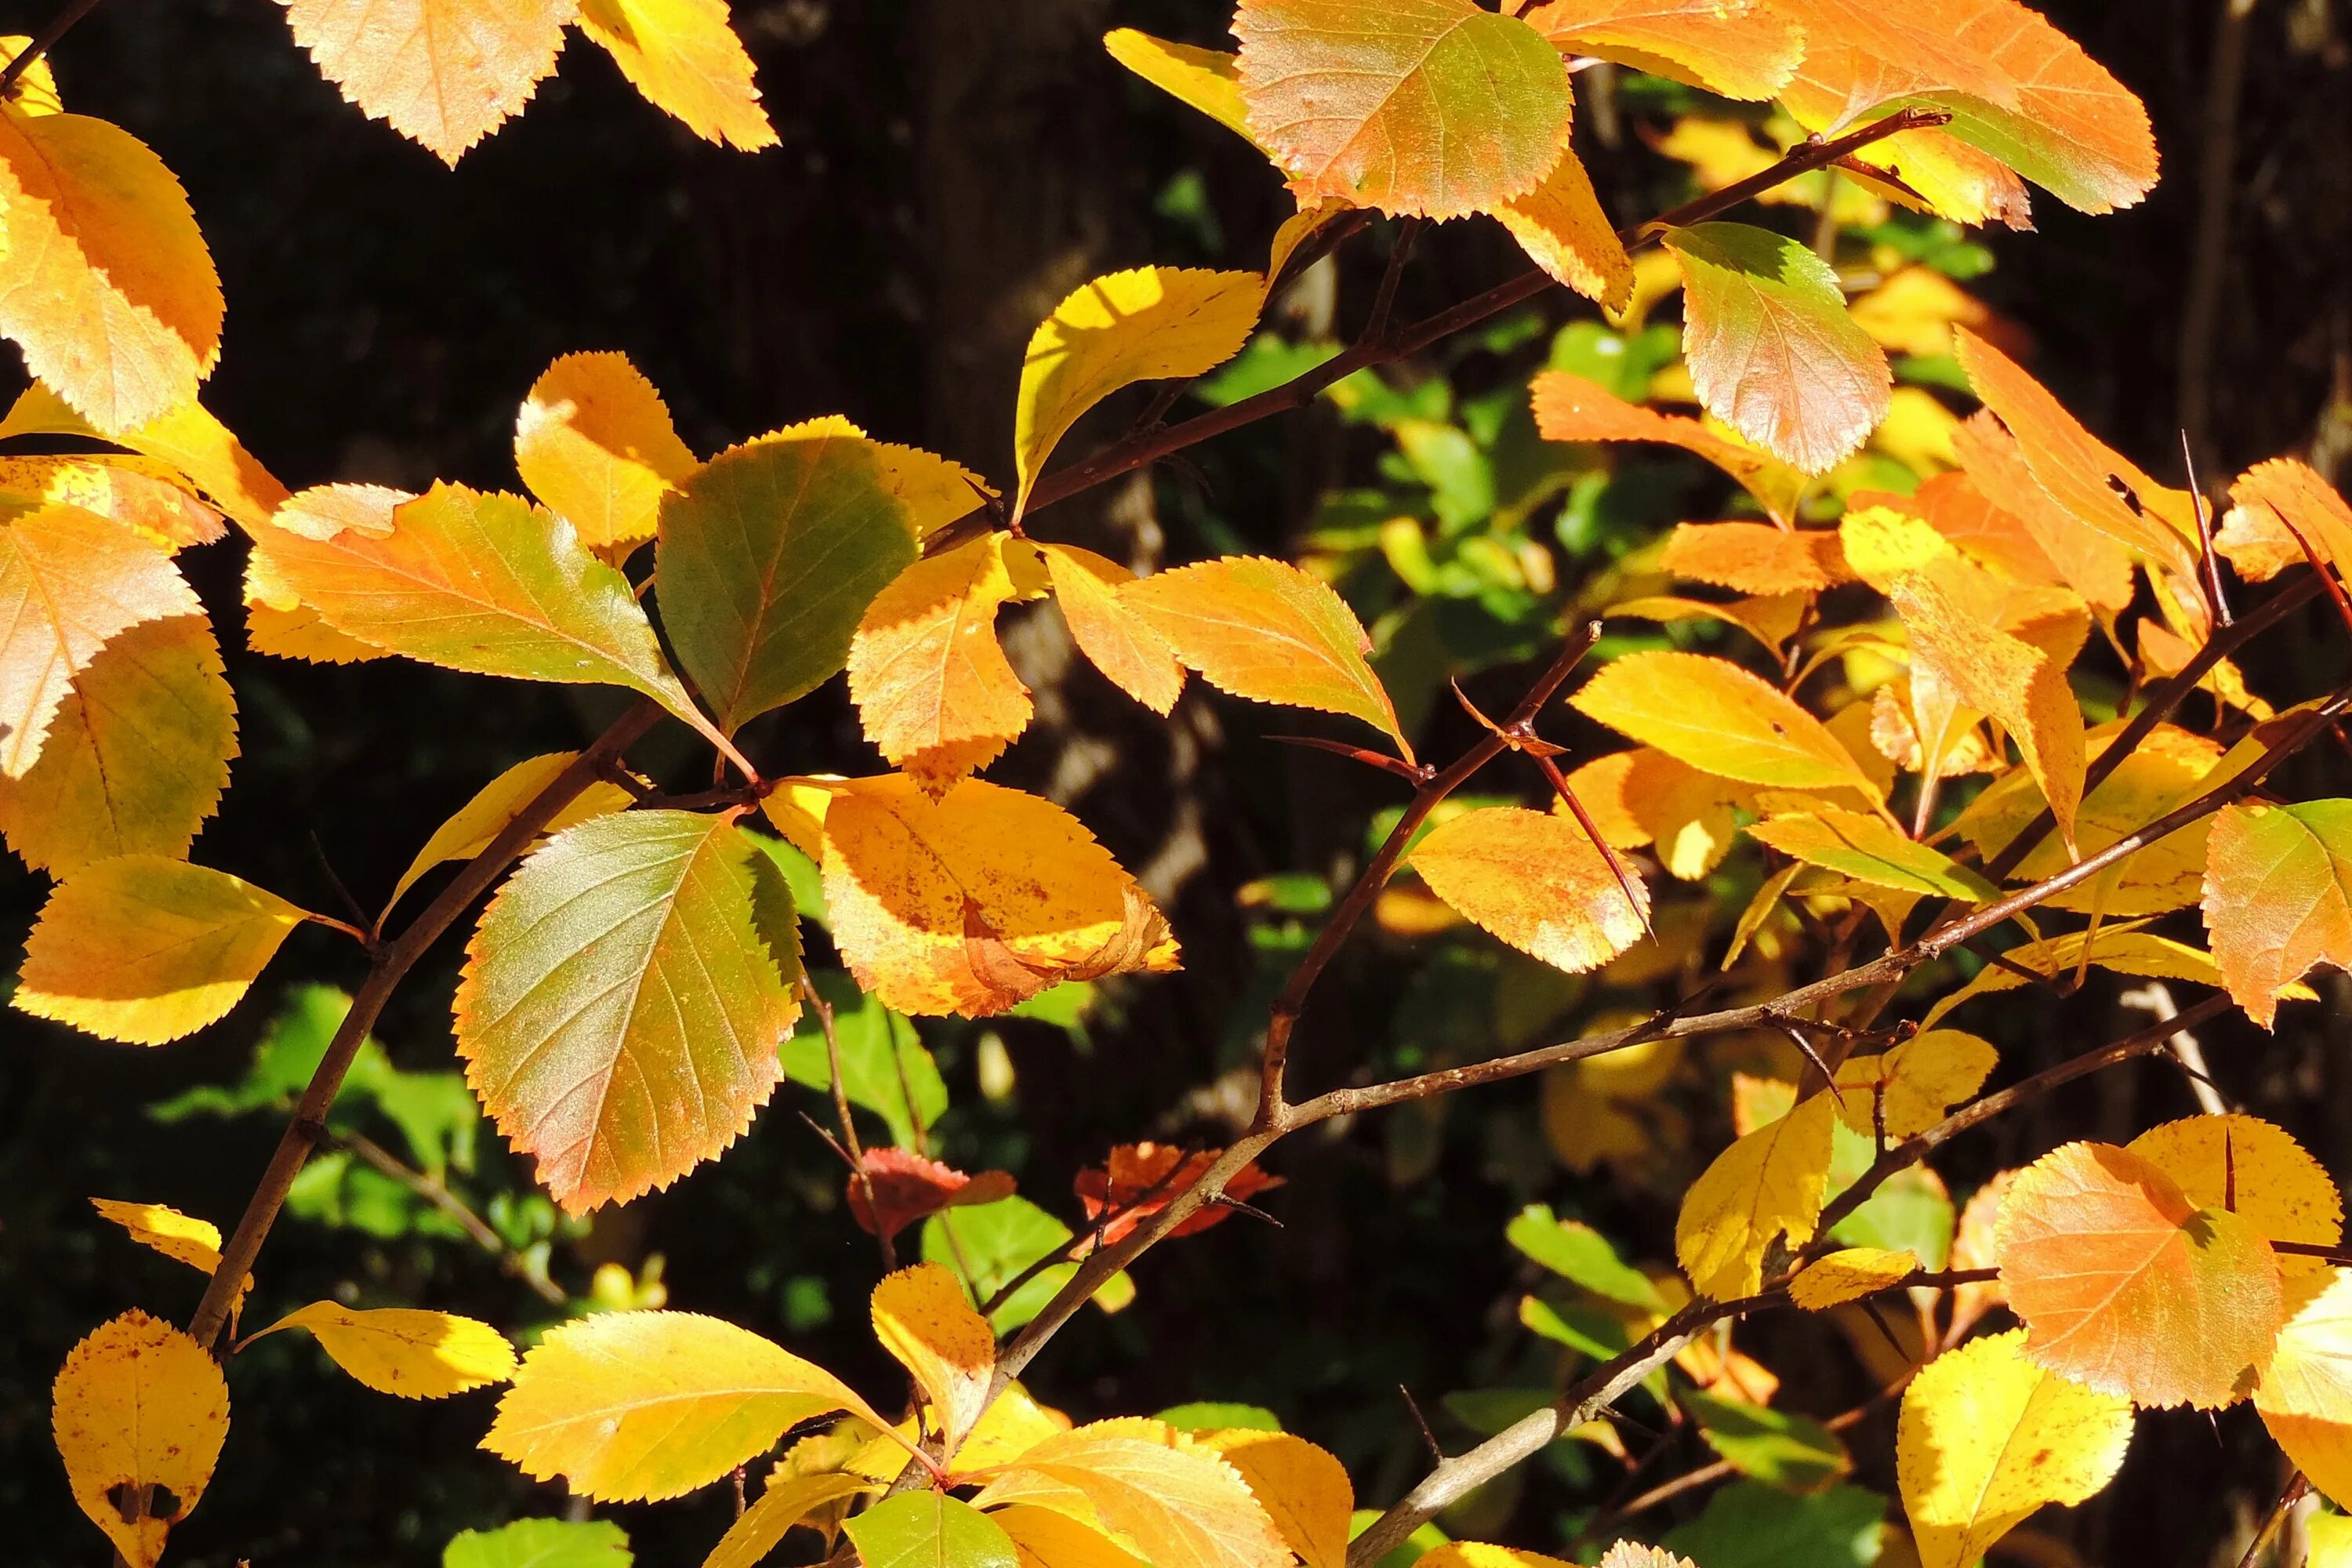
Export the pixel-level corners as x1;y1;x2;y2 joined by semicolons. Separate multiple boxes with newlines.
1073;1142;1282;1247
847;1148;1017;1240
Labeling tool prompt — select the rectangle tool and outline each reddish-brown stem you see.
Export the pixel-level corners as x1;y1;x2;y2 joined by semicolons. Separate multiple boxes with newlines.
186;700;663;1352
0;0;103;97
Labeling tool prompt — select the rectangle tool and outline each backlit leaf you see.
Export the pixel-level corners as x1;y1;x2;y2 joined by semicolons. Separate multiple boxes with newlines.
241;484;398;664
387;750;639;914
1770;0;2158;213
445;1519;632;1568
0;615;234;873
2218;457;2352;582
1830;1029;1997;1140
0;503;201;776
815;774;1178;1018
89;1197;227;1276
252;482;720;746
16;856;309;1044
1789;1247;1920;1309
280;0;576;162
990;1504;1149;1568
1120;556;1408;757
2253;1269;2352;1512
1675;1091;1838;1299
1014;267;1261;516
514;351;699;550
1233;0;1572;220
0;382;289;532
779;972;943;1148
1948;411;2135;615
576;0;776;151
51;1309;229;1568
1530;371;1805;526
847;534;1032;789
1566;747;1758;881
456;811;797;1211
656;431;920;732
1407;806;1650;974
1073;1142;1283;1247
2127;1114;2343;1272
1105;28;1255;147
1507;1205;1668;1311
1522;0;1800;99
1748;809;1994;901
1896;1328;2132;1568
924;1194;1136;1333
972;1417;1291;1568
1597;1548;1697;1568
247;1302;517;1399
702;1471;870;1568
1421;1548;1575;1568
1662;222;1891;474
848;1493;1018;1568
0;453;224;550
1662;522;1850;597
1044;543;1185;714
872;1262;995;1454
1198;1429;1352;1568
1571;652;1884;800
1494;141;1634;312
848;1149;1017;1240
482;1309;893;1502
2202;800;2352;1029
0;111;221;433
1994;1141;2284;1407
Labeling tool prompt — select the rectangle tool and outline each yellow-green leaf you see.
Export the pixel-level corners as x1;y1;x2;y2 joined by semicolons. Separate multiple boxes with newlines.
16;856;309;1044
1675;1091;1838;1299
703;1470;873;1568
1747;808;1994;901
1572;652;1884;801
247;1302;517;1399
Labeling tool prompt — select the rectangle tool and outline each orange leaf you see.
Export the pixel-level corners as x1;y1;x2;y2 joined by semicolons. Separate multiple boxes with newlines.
514;351;699;550
1043;543;1185;715
1948;413;2136;615
1993;1141;2284;1408
2201;801;2352;1029
280;0;576;163
0;455;224;552
847;1148;1016;1241
0;383;289;533
2253;1268;2352;1511
1120;556;1410;760
1494;140;1634;312
1523;0;1801;100
1566;748;1758;881
2219;457;2352;583
1074;1142;1283;1247
1662;522;1851;597
1530;371;1804;526
847;534;1033;792
1408;805;1650;973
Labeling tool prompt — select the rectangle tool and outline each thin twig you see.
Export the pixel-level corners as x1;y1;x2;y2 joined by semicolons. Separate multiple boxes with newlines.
336;1131;565;1305
803;978;893;1272
2235;1472;2310;1568
0;0;105;98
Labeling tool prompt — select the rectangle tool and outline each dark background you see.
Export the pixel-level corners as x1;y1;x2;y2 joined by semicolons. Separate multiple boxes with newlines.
4;1;2351;1563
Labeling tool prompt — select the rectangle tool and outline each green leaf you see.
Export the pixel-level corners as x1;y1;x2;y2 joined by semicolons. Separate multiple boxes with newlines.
921;1195;1132;1331
455;812;800;1213
1156;1401;1282;1433
1506;1205;1668;1311
655;433;920;734
444;1519;631;1568
843;1493;1017;1568
1662;223;1890;474
1683;1390;1853;1494
749;830;827;929
780;973;944;1150
1828;1158;1955;1269
1663;1479;1886;1568
251;483;718;744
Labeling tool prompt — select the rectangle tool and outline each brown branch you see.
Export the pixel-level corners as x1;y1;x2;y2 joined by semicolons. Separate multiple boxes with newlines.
187;699;664;1352
0;0;104;99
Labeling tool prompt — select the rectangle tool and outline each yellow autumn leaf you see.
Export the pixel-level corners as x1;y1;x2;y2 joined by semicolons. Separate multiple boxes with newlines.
1014;267;1264;515
2126;1114;2344;1277
1675;1090;1838;1299
1104;29;1258;149
482;1309;895;1502
1120;555;1410;759
576;0;777;151
1572;651;1886;804
514;350;700;550
1566;748;1758;881
0;615;236;874
847;534;1033;790
0;502;203;777
1419;1545;1578;1568
1666;521;1850;597
0;381;289;532
872;1262;996;1456
279;0;576;163
1790;1247;1921;1309
89;1197;224;1274
993;1503;1154;1568
1043;543;1186;715
247;1302;517;1399
750;414;996;539
1200;1428;1352;1568
386;750;638;914
1407;806;1650;975
972;1417;1290;1568
1831;1029;1998;1140
950;1382;1073;1473
1495;139;1632;311
1896;1329;2132;1568
702;1469;873;1568
1;34;64;114
0;111;221;434
16;856;310;1044
818;773;1179;1017
0;452;225;551
242;485;398;663
2254;1269;2352;1510
52;1309;230;1568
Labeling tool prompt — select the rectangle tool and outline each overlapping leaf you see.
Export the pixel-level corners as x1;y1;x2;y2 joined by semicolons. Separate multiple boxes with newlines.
1044;543;1186;714
2202;800;2352;1029
387;750;638;914
1494;140;1634;311
575;0;776;151
1572;652;1884;800
1530;370;1805;525
1675;1090;1838;1299
847;533;1033;789
2254;1269;2352;1510
1523;0;1800;99
972;1417;1291;1568
514;351;700;551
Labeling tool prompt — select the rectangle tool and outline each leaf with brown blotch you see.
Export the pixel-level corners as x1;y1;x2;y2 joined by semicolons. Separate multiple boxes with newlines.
847;534;1033;792
1769;0;2158;215
1494;140;1634;312
0;112;222;434
1523;0;1801;100
1663;222;1892;474
1043;543;1186;715
816;773;1179;1018
1662;521;1852;597
0;503;201;779
1233;0;1573;220
1530;371;1805;527
0;455;225;552
848;1148;1017;1240
971;1417;1292;1568
575;0;777;151
278;0;579;163
1408;806;1651;974
1994;1140;2285;1409
1120;555;1410;760
514;351;699;551
1074;1142;1283;1249
456;811;800;1212
51;1310;230;1568
2202;801;2352;1029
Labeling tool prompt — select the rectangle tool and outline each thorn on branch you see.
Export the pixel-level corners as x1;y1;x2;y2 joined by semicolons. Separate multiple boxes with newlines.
1269;733;1434;784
